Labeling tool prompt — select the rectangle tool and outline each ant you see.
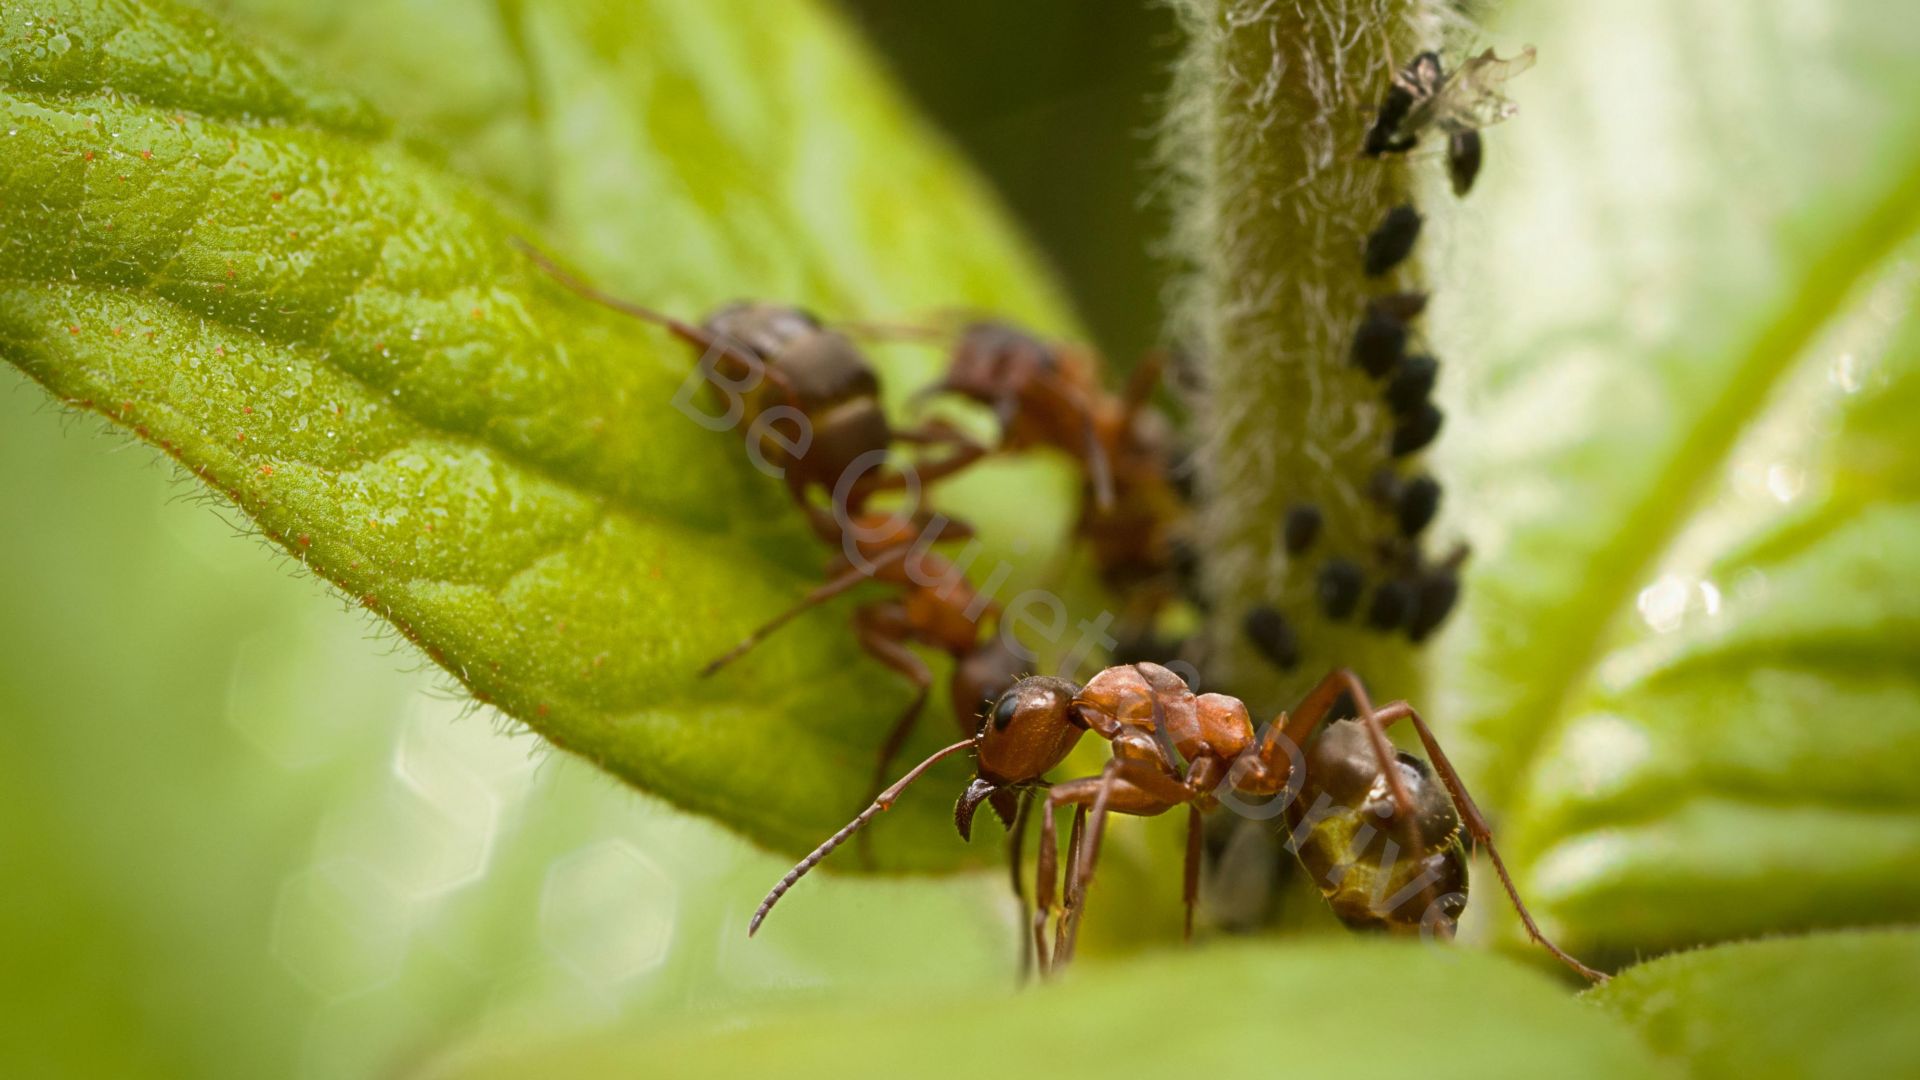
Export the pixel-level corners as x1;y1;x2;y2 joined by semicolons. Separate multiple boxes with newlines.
917;322;1190;615
750;664;1606;984
513;239;986;526
514;240;1027;809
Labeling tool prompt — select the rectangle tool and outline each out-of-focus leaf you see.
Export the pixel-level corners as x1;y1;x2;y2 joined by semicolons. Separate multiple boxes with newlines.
1586;929;1920;1079
0;0;1077;867
1434;0;1920;958
418;939;1674;1080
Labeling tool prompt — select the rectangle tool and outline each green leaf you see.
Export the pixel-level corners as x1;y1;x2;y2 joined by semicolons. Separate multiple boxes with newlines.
419;940;1674;1079
0;0;1079;867
1587;929;1920;1079
1434;0;1920;957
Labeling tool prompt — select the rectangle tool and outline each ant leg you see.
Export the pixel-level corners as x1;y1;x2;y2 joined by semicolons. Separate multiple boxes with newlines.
1009;788;1035;984
849;602;932;867
1034;796;1059;976
852;603;933;798
1047;762;1197;963
1059;762;1116;966
698;546;911;676
1055;803;1088;965
1183;805;1203;942
512;237;806;413
1368;701;1608;983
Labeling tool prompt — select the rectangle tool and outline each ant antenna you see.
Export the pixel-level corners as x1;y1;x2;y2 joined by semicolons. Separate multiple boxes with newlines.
510;237;761;370
749;737;976;936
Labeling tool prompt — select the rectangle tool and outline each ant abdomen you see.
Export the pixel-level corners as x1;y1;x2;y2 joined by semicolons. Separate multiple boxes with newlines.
1285;720;1469;933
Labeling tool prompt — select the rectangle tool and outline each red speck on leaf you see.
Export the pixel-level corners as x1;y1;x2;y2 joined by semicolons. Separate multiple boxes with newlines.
297;534;311;546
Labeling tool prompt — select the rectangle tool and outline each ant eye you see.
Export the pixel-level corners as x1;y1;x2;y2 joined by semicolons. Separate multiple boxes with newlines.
991;692;1020;730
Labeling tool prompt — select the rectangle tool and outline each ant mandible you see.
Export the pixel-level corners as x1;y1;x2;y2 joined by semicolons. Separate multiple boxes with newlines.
750;664;1606;984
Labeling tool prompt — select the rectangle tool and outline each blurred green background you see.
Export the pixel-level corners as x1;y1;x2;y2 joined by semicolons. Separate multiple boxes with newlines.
0;2;1165;1076
9;0;1920;1075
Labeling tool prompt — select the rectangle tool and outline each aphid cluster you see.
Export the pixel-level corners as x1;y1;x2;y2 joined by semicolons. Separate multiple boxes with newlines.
1241;45;1533;674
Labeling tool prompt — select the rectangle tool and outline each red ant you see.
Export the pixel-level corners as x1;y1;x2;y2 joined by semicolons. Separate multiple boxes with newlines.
513;240;986;525
514;241;1026;805
916;322;1191;616
750;664;1606;984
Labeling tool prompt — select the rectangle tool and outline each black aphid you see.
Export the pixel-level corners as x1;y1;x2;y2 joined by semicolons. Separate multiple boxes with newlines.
1351;309;1407;378
1408;568;1462;642
1364;204;1423;277
1316;559;1365;621
1385;354;1438;416
1366;579;1415;632
1365;52;1444;156
1283;503;1324;555
1390;402;1444;457
1448;130;1483;197
1395;475;1442;537
1364;82;1417;156
1243;606;1301;671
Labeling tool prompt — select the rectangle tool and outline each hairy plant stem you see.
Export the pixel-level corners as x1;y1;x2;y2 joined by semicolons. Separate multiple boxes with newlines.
1164;0;1443;709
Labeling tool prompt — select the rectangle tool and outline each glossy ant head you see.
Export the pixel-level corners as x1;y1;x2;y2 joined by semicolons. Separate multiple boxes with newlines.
937;322;1059;410
1287;719;1469;933
703;302;821;360
956;676;1088;839
748;673;1090;935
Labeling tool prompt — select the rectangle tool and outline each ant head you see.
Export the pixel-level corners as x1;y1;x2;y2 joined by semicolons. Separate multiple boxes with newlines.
954;675;1087;839
937;322;1056;404
703;303;819;360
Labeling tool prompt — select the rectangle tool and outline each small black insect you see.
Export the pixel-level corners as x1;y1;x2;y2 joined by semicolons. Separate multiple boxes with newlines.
1448;131;1483;197
1316;558;1365;621
1385;354;1439;415
1408;566;1462;642
1395;475;1442;537
1243;606;1301;671
1390;402;1444;457
1350;308;1407;378
1364;204;1423;277
1283;503;1324;555
1363;47;1535;199
1364;52;1443;156
1365;579;1416;632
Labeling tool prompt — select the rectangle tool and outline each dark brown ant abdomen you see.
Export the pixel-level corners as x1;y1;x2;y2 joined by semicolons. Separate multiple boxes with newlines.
1286;720;1469;933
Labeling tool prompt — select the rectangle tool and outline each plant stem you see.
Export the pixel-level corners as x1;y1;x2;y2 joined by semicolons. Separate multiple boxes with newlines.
1164;0;1442;707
